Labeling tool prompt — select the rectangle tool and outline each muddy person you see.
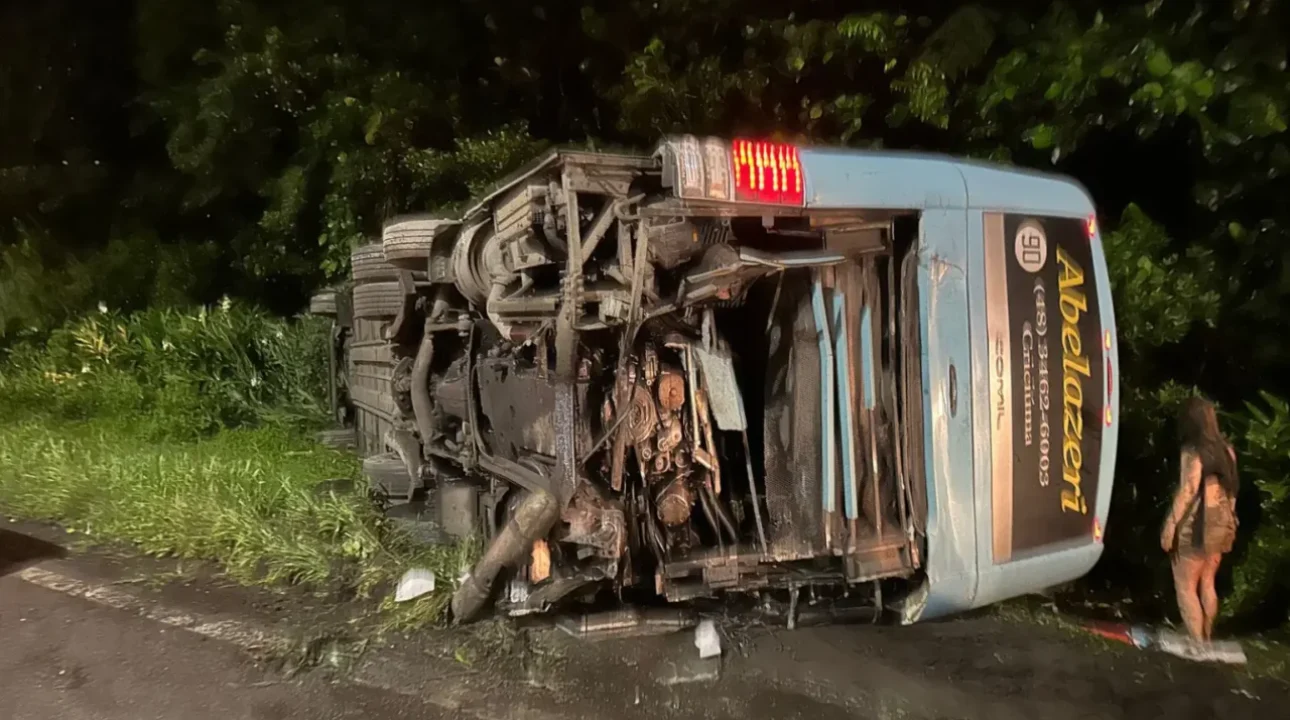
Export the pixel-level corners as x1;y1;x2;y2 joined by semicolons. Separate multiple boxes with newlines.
1160;397;1240;644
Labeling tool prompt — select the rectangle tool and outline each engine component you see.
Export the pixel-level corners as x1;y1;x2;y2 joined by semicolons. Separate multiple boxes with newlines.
641;217;734;270
452;220;513;307
476;357;593;461
501;227;556;272
622;385;658;446
642;345;660;386
656;370;686;412
657;414;683;454
655;477;694;527
351;243;399;283
452;489;560;624
561;484;627;560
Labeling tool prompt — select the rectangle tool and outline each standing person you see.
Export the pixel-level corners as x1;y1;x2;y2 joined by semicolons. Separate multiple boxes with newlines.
1160;397;1240;644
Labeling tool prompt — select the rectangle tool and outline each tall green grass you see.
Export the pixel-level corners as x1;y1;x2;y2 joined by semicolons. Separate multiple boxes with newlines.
0;303;464;622
1;301;328;436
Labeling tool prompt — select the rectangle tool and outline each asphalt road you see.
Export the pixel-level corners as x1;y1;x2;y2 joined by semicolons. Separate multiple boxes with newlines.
0;578;439;720
0;527;433;720
2;522;1287;720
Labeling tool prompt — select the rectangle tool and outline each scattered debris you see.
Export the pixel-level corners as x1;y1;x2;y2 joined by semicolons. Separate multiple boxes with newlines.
1080;621;1248;665
1232;688;1260;700
1154;630;1247;665
1079;620;1140;646
657;656;721;686
393;568;436;602
557;607;697;640
694;619;722;658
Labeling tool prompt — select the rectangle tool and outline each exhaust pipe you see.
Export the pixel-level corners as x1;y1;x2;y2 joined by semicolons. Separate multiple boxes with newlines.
451;489;559;623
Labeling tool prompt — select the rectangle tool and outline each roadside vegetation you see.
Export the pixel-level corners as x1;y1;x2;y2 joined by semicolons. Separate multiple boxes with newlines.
0;303;463;621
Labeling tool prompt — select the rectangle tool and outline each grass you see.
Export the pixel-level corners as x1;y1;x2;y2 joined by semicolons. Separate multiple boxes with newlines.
0;302;470;626
0;416;471;622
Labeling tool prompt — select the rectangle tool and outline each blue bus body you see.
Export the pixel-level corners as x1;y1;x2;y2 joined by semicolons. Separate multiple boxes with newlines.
799;148;1119;620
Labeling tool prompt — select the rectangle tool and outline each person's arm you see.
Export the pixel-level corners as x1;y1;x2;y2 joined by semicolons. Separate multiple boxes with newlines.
1162;450;1203;552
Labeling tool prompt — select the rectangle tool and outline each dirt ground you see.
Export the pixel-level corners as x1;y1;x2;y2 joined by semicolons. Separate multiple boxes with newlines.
3;519;1287;720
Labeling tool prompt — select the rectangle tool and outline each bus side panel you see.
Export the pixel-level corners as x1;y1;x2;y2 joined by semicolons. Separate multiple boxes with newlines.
970;204;1117;610
917;209;980;619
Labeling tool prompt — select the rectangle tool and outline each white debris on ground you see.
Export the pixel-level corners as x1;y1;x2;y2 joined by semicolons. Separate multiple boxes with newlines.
694;619;722;659
1154;630;1247;665
393;568;436;602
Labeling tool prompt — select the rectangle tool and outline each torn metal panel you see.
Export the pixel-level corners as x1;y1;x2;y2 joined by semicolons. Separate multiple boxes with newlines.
692;346;743;432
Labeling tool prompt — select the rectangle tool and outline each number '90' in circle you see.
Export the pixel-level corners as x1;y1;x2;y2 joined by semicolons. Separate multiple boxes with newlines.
1013;220;1048;273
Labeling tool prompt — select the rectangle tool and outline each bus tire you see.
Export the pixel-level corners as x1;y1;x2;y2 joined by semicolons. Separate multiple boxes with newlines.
352;282;405;319
308;290;338;316
351;243;398;283
383;216;456;272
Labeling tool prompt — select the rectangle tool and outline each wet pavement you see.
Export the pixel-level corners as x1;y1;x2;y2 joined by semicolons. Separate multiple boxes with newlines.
2;520;1286;720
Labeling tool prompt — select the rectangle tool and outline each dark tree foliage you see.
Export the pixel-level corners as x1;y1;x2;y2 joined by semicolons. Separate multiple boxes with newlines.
1;0;1287;626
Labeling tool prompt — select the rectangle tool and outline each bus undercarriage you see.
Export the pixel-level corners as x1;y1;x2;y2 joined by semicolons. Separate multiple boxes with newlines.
316;143;928;624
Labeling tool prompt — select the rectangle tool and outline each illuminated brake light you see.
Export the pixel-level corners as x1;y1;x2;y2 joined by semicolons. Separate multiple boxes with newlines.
732;139;805;206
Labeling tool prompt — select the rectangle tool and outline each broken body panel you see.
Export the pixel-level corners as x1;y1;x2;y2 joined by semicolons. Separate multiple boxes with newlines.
346;136;1118;625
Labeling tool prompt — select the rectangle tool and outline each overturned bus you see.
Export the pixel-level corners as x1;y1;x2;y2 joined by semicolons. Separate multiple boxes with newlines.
310;136;1120;625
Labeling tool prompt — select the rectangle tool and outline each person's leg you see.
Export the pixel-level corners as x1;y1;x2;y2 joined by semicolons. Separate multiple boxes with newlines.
1171;552;1206;642
1200;552;1223;641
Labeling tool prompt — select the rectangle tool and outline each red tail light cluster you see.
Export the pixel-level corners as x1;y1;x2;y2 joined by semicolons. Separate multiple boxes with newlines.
731;139;805;206
659;135;807;206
